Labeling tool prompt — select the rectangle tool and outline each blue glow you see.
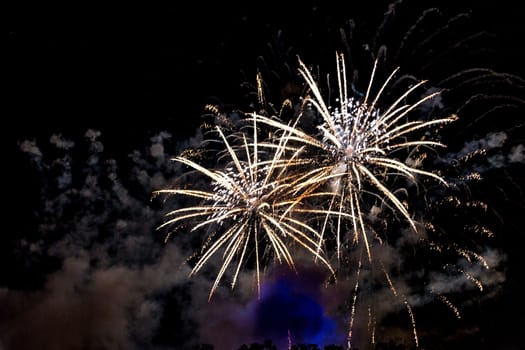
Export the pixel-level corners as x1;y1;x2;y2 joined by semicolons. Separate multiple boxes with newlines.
254;274;344;347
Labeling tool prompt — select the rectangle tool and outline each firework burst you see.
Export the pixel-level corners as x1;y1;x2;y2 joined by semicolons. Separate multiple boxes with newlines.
256;53;457;262
155;114;338;300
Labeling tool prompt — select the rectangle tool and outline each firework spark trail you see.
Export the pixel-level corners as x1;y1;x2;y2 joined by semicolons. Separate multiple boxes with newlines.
156;114;338;300
346;252;361;350
382;262;419;347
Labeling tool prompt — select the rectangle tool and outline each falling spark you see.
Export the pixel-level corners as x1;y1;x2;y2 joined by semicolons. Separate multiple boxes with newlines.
436;294;462;319
346;253;362;350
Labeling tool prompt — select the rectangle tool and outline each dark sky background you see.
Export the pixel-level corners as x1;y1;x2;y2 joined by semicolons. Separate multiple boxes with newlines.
4;1;525;349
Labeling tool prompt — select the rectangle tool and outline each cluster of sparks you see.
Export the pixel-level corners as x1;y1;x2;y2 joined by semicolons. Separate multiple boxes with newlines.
156;53;461;347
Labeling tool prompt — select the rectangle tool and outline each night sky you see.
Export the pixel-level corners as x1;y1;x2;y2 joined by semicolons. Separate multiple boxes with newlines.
4;1;525;349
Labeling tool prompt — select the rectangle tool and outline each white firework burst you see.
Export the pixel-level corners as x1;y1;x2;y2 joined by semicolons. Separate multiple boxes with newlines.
255;53;457;265
155;114;338;300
